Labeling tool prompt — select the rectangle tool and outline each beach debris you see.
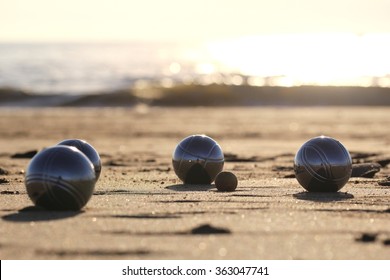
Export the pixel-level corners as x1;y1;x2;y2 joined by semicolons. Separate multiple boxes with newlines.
0;167;9;175
0;190;19;194
383;239;390;246
35;248;150;257
350;151;390;167
110;213;181;219
351;163;381;178
350;151;379;163
0;178;9;184
190;224;231;235
378;177;390;186
224;153;260;162
375;157;390;168
215;171;238;192
355;233;378;243
11;150;38;159
272;166;294;172
272;165;295;178
104;159;128;167
225;152;294;163
139;167;170;172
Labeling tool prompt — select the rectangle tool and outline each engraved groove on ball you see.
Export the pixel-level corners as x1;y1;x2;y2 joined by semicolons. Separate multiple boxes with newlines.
302;144;333;182
26;177;85;210
25;145;96;210
26;174;88;209
294;136;352;192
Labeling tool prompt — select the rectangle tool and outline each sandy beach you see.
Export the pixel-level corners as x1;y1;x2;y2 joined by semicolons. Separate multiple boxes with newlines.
0;106;389;259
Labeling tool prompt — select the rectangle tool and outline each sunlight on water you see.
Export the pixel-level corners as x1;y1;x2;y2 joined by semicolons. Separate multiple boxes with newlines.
1;34;390;94
203;33;390;87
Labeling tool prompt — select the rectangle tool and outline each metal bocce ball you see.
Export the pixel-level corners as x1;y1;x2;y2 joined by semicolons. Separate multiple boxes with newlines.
172;134;224;184
57;139;101;180
294;136;352;192
25;145;96;210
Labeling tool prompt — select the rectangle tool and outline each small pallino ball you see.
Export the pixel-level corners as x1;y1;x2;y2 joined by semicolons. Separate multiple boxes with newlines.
215;171;238;192
172;134;224;184
25;145;96;210
57;139;101;180
294;136;352;192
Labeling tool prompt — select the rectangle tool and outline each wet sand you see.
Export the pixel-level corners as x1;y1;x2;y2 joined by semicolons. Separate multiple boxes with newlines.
0;106;389;259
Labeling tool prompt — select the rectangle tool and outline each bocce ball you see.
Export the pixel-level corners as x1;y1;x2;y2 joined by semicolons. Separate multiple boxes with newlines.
25;145;96;210
215;171;238;192
57;139;101;180
294;136;352;192
172;134;224;184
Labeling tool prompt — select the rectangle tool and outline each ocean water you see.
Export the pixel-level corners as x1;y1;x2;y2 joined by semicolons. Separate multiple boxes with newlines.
1;35;390;95
0;41;208;94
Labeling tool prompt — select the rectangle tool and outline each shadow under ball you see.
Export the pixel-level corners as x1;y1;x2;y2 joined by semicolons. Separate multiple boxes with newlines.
172;135;224;184
25;145;96;210
57;139;101;180
294;136;352;192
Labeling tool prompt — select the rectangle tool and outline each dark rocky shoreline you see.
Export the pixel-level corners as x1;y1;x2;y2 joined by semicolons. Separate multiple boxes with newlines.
1;85;390;107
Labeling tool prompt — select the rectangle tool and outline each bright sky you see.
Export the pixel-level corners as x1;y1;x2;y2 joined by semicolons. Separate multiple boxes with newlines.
1;0;390;87
1;0;390;42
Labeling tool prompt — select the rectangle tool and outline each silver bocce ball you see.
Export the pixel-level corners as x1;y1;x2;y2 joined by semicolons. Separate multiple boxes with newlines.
172;134;224;184
294;136;352;192
25;145;96;210
57;139;101;180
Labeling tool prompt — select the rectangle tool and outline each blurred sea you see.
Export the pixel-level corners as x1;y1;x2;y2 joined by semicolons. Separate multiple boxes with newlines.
0;41;206;95
1;36;390;107
2;35;390;96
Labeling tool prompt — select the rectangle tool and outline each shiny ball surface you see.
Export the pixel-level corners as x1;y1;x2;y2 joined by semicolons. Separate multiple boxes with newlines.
215;171;238;192
172;135;224;184
57;139;101;180
25;145;96;210
294;136;352;192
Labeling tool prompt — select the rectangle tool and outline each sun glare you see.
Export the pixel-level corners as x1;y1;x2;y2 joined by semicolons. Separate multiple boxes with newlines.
204;33;390;87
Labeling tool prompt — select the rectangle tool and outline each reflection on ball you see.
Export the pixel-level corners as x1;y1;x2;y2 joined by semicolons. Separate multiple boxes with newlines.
25;145;96;210
57;139;101;180
294;136;352;192
172;134;224;184
215;171;238;192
